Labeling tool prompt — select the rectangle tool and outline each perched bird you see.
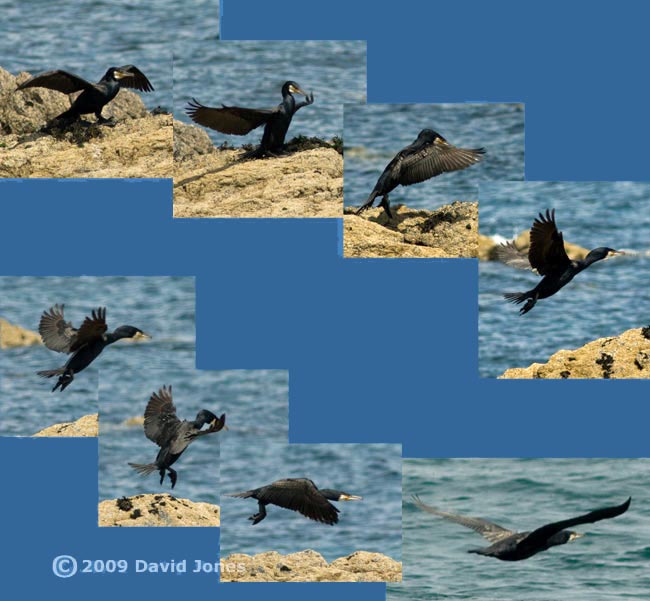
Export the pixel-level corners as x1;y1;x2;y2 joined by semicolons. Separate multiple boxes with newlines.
128;385;226;489
226;477;362;525
355;129;485;219
185;80;314;155
37;305;150;391
497;209;623;314
16;65;153;125
413;495;631;561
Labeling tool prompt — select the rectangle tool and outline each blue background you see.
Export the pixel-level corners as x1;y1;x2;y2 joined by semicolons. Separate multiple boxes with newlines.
2;0;650;598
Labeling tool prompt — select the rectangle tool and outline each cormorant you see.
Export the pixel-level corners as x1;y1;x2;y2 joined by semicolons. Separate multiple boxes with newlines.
37;305;150;391
226;478;362;525
355;129;485;219
413;495;631;561
497;209;623;314
16;65;153;125
128;385;226;489
185;80;314;155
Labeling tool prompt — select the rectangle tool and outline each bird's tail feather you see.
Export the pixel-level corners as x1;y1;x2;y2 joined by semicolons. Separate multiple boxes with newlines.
128;462;158;476
503;292;528;305
224;490;255;498
37;368;65;378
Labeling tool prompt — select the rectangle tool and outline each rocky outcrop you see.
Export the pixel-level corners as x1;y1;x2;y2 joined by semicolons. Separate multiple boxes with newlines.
99;494;220;527
479;231;588;261
500;326;650;379
33;413;98;437
0;67;171;178
173;122;343;218
0;317;41;349
220;549;401;582
344;201;477;258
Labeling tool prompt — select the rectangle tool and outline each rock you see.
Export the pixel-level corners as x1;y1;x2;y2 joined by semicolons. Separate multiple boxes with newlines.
173;129;343;218
0;317;42;349
220;549;401;582
99;493;220;527
173;119;216;161
0;67;171;178
344;201;477;258
33;413;98;437
500;326;650;379
479;231;588;262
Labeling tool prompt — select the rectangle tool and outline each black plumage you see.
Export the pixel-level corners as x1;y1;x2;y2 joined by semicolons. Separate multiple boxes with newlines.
497;209;623;314
355;129;485;219
37;305;149;391
226;477;362;525
17;65;153;124
185;80;314;155
128;386;226;489
413;495;631;561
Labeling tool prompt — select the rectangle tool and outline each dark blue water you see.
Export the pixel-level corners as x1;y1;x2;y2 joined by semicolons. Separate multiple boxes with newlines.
479;181;650;377
0;0;182;110
173;40;367;146
344;103;524;211
393;458;649;600
220;442;402;562
0;276;195;435
98;368;288;506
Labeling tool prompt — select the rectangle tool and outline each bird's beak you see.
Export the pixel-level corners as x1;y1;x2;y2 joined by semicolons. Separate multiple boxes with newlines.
289;83;308;96
339;494;363;501
610;250;625;256
113;69;131;80
569;532;584;542
133;331;151;341
209;418;229;431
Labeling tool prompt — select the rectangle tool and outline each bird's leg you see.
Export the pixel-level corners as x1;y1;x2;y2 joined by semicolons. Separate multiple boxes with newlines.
249;502;267;525
96;111;115;126
520;294;538;315
167;468;178;489
158;469;165;486
55;371;74;392
379;194;394;220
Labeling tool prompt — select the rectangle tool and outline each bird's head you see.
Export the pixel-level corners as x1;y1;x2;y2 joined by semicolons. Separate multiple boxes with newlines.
101;67;130;82
549;530;584;547
417;129;443;143
195;410;227;432
586;247;625;263
112;326;151;341
319;489;363;502
283;81;309;97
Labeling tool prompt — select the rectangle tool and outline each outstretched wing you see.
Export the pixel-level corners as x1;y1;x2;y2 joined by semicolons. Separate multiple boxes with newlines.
38;304;78;353
528;209;571;276
143;385;180;446
185;98;274;135
115;65;154;92
257;479;340;525
69;307;107;352
495;240;536;272
412;495;514;543
17;70;95;94
519;497;631;552
398;137;485;187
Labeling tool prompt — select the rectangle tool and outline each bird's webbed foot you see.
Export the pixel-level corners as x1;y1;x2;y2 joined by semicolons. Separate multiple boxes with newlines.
167;468;178;489
96;113;115;126
55;371;74;392
248;502;267;525
519;297;537;315
159;469;166;485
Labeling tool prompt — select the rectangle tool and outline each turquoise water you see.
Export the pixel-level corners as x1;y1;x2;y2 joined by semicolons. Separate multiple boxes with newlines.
344;103;524;211
393;458;649;600
479;181;650;377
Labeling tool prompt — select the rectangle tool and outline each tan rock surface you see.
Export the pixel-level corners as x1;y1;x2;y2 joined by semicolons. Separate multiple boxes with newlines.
99;494;220;527
344;201;477;258
33;413;98;437
0;317;42;349
500;327;650;379
220;549;401;582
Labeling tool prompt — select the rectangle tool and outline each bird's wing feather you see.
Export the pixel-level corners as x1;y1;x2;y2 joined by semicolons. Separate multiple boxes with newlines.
495;241;537;272
519;497;631;551
185;99;274;134
38;304;78;353
528;209;571;275
412;496;514;543
143;386;181;446
69;307;108;352
17;70;95;94
256;479;340;525
398;139;485;187
115;65;154;92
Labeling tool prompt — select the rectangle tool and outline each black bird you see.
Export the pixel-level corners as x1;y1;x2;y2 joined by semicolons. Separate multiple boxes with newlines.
497;209;623;315
128;386;226;489
17;65;153;125
37;305;150;391
413;495;631;561
185;80;314;155
226;478;362;525
355;129;485;219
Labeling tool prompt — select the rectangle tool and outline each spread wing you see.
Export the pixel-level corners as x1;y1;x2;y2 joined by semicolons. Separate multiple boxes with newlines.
412;495;514;543
17;70;95;94
519;497;631;552
185;98;274;134
398;138;485;187
257;479;340;525
143;386;180;446
528;209;571;276
495;240;536;272
38;304;78;353
69;307;107;352
115;65;154;92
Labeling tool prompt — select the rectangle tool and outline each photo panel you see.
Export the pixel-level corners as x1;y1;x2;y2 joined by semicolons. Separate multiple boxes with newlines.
220;441;402;582
173;40;366;218
343;102;524;258
479;181;650;378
